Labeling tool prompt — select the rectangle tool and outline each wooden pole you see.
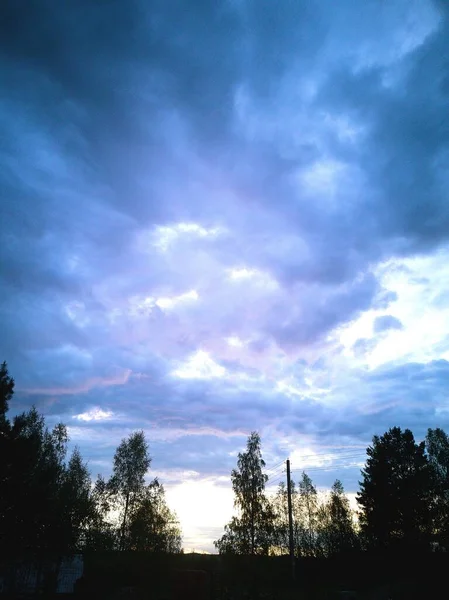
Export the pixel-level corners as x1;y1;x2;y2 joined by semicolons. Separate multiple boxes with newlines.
286;459;295;581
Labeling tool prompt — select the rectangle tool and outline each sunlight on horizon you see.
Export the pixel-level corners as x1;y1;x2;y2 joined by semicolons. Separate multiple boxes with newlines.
166;479;234;553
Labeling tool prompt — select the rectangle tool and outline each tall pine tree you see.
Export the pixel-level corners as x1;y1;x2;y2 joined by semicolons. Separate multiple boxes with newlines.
426;427;449;547
357;427;434;550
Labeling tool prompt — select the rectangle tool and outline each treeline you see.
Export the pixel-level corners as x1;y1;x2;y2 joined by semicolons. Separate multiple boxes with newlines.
0;363;182;558
3;357;449;562
215;429;449;556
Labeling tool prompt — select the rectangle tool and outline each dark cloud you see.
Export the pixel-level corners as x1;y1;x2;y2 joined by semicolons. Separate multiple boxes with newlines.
373;315;403;333
352;338;378;359
327;360;449;446
314;14;449;256
265;273;381;348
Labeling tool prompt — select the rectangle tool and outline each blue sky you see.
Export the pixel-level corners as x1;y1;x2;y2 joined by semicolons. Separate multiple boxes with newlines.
1;0;449;551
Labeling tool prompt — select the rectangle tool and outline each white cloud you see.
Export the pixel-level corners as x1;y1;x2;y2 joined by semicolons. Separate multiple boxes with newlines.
227;267;259;280
130;289;199;315
226;335;245;348
73;407;114;422
300;158;348;197
227;266;278;290
276;378;304;397
155;289;199;310
153;222;226;252
336;248;449;369
290;447;332;469
171;350;226;380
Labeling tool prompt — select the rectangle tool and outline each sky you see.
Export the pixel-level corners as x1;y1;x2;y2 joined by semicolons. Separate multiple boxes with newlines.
1;0;449;552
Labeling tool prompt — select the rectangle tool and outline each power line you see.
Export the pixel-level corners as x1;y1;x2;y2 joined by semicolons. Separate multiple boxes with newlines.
265;459;286;474
266;470;285;482
289;462;365;476
288;454;366;468
264;451;368;490
267;477;284;488
267;466;286;482
289;464;365;474
276;443;367;452
265;459;287;483
287;449;367;460
290;458;365;469
266;480;284;493
289;454;366;466
267;478;284;489
267;462;286;475
265;450;367;475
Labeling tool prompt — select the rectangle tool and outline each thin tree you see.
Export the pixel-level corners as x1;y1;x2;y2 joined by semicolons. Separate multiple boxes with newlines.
295;472;319;557
60;447;97;551
317;480;358;556
108;431;151;550
270;481;294;554
215;432;273;555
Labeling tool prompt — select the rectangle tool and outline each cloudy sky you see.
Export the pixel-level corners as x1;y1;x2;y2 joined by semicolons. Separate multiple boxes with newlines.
1;0;449;551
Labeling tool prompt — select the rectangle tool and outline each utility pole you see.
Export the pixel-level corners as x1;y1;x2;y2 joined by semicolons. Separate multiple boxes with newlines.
286;459;295;581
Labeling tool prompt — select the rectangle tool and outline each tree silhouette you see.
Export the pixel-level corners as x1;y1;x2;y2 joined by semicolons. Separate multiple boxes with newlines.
215;432;273;555
357;427;434;550
59;447;97;552
83;475;117;551
128;478;182;552
0;361;14;431
295;472;319;557
0;361;182;567
317;480;358;556
426;427;449;547
108;430;151;550
1;406;69;555
270;481;292;554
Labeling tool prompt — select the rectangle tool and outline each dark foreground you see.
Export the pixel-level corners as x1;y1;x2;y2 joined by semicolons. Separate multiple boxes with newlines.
1;550;448;600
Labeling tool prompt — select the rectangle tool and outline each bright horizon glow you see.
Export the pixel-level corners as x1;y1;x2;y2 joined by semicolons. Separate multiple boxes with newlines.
165;479;234;553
